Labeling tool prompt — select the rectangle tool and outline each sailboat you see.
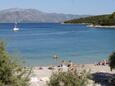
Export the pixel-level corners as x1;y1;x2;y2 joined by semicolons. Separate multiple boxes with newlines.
13;22;19;31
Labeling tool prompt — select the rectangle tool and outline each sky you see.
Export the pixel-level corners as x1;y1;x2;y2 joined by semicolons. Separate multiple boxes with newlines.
0;0;115;15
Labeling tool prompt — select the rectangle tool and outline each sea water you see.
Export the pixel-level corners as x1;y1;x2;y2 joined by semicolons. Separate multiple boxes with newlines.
0;23;115;66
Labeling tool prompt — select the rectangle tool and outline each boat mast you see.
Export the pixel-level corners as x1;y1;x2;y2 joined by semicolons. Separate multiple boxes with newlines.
14;22;17;28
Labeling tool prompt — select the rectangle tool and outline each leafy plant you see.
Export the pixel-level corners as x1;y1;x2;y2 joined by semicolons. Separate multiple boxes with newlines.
0;41;30;86
47;65;90;86
109;52;115;71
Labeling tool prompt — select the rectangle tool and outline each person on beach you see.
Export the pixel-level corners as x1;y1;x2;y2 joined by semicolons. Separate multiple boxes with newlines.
67;60;73;67
96;60;108;66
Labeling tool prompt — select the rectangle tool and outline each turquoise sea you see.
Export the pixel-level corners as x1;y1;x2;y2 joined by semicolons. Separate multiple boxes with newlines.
0;23;115;66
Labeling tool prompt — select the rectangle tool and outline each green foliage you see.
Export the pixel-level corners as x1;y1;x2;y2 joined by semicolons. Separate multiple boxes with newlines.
109;52;115;71
65;12;115;26
47;67;90;86
0;41;30;86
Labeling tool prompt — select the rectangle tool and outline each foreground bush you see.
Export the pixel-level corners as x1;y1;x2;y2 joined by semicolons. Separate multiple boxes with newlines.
109;52;115;71
0;42;30;86
47;66;90;86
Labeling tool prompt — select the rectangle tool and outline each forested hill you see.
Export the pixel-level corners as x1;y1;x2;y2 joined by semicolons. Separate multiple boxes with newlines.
64;12;115;26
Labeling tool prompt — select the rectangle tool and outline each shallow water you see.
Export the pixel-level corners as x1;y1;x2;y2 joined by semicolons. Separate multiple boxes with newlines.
0;23;115;66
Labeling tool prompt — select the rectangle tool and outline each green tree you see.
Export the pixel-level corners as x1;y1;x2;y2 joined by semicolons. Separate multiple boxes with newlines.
109;12;115;19
109;52;115;71
0;42;30;86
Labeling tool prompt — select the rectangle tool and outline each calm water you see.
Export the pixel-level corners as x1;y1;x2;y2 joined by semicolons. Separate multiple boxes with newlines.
0;23;115;66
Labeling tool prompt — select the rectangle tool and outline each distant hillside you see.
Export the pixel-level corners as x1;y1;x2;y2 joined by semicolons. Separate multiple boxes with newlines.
0;8;88;23
65;12;115;26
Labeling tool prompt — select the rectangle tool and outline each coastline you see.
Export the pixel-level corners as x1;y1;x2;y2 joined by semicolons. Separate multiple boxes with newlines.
29;63;115;86
64;23;115;28
87;24;115;28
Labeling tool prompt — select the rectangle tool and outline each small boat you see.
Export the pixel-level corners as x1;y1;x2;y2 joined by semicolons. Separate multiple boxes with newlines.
13;27;19;31
13;22;19;31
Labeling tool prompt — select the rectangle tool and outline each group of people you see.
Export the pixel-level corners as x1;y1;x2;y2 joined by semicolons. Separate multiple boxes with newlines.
96;60;109;66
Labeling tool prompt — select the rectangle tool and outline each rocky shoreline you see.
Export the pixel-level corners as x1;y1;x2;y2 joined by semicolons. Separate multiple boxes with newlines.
87;24;115;28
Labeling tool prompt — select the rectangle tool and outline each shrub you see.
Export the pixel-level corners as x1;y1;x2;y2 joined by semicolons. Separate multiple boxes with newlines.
109;52;115;71
47;66;90;86
0;42;30;86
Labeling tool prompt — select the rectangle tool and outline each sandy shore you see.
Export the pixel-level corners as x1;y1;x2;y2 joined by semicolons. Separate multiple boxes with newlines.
29;64;115;86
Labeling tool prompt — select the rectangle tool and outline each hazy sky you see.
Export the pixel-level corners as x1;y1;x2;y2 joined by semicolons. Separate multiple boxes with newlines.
0;0;115;15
